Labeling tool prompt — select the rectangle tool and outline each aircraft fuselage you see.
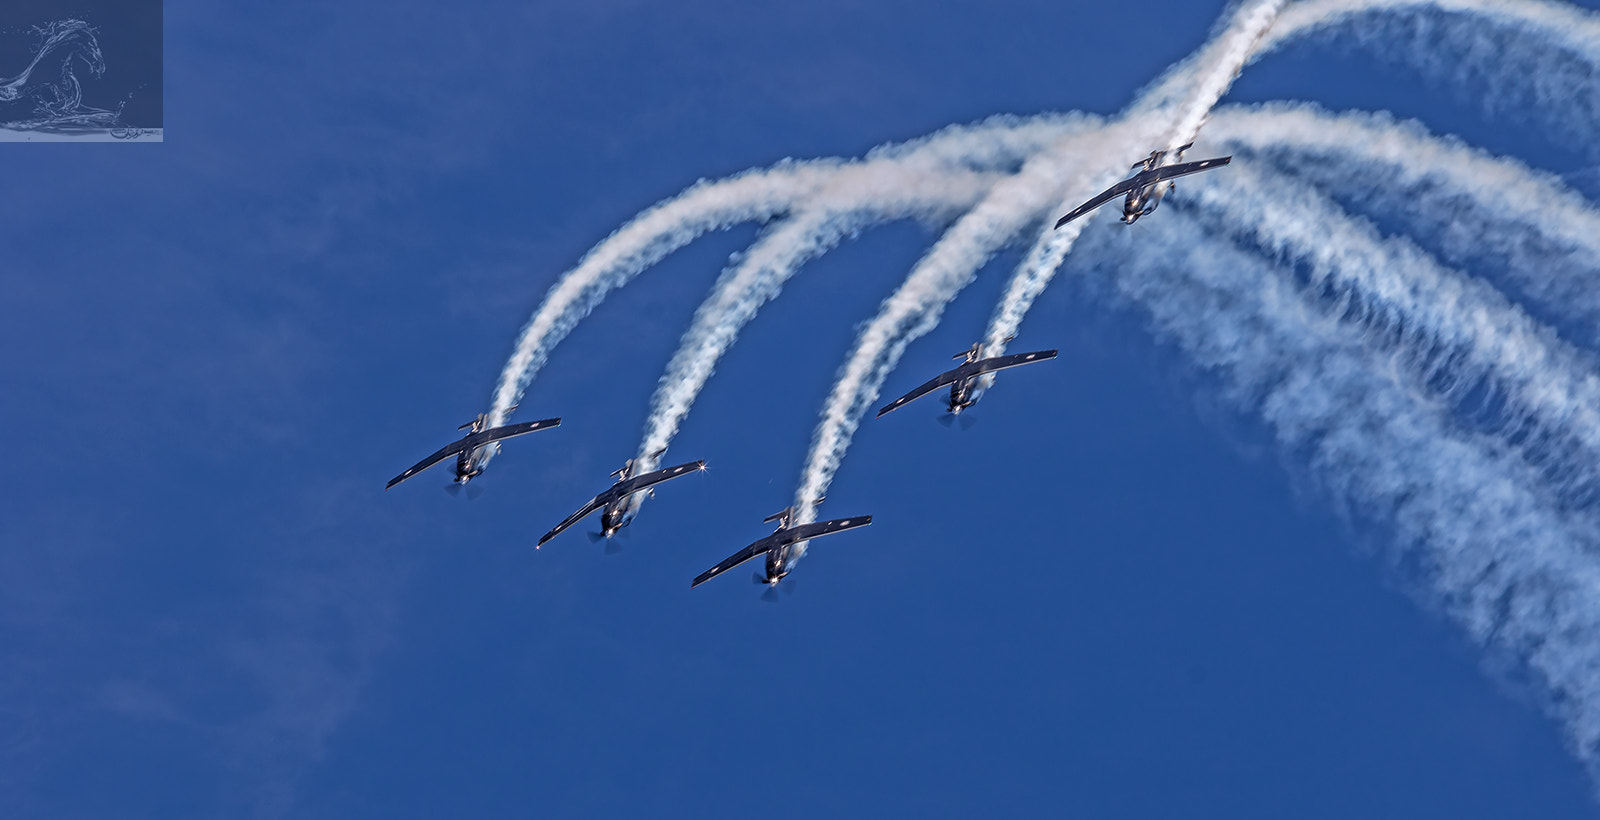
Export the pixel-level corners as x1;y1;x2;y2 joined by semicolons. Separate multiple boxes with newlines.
1121;149;1180;224
946;375;987;414
598;495;639;537
454;441;496;484
761;541;791;585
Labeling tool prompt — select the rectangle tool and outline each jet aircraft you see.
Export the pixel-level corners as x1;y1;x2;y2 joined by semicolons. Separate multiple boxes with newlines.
876;339;1057;420
691;502;872;598
538;453;707;547
386;405;561;491
1054;143;1231;227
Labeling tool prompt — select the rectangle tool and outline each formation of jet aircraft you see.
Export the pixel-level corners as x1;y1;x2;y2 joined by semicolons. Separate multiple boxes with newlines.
389;142;1230;596
1055;143;1231;227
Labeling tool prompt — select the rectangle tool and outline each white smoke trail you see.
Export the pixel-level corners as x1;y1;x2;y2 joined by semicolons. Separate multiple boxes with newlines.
487;164;836;428
982;0;1284;363
1183;160;1600;508
1258;0;1600;145
1075;207;1600;785
460;0;1600;791
790;0;1286;535
1266;0;1600;53
1206;103;1600;344
632;162;1043;471
789;120;1149;535
485;114;1082;432
1165;0;1286;152
990;0;1600;365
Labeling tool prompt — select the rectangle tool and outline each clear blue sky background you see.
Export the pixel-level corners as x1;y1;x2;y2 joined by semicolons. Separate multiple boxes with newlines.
4;1;1599;817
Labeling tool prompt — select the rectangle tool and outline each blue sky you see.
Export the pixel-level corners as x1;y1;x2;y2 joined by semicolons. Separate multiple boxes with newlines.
4;0;1600;817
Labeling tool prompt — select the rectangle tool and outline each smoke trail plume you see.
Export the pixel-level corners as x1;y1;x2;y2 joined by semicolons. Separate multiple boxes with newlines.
789;121;1148;533
982;0;1284;366
1075;206;1600;786
1258;0;1600;147
1182;160;1600;510
486;114;1082;433
1164;0;1286;151
456;0;1600;796
633;163;1029;471
1206;103;1600;345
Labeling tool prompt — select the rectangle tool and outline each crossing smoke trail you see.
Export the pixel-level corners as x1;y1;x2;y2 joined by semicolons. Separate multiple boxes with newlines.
980;0;1284;372
985;0;1600;372
471;0;1600;788
789;121;1152;533
788;0;1286;533
1182;160;1600;510
628;155;1070;469
617;158;1052;525
1257;0;1600;146
485;114;1082;435
1206;104;1600;345
1071;207;1600;783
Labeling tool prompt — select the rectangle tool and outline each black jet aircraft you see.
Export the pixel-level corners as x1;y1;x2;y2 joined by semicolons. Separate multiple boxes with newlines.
538;453;707;548
691;502;872;599
1054;143;1231;227
386;405;561;491
876;339;1057;421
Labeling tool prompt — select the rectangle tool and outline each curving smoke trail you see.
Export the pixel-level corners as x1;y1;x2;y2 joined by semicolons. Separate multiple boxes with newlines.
630;159;1050;470
983;0;1600;404
1206;104;1600;345
488;161;845;429
1164;0;1288;151
1183;160;1600;510
792;0;1281;533
1075;205;1600;781
788;119;1155;532
1257;0;1600;146
1074;206;1600;782
485;114;1085;436
475;0;1600;790
978;0;1284;369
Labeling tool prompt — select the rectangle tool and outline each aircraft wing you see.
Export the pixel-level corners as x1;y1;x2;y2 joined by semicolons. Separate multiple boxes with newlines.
877;369;961;417
472;417;562;446
774;515;874;547
1054;177;1142;228
538;495;608;546
616;459;705;497
386;439;469;490
1146;155;1231;183
970;349;1058;377
691;538;774;588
